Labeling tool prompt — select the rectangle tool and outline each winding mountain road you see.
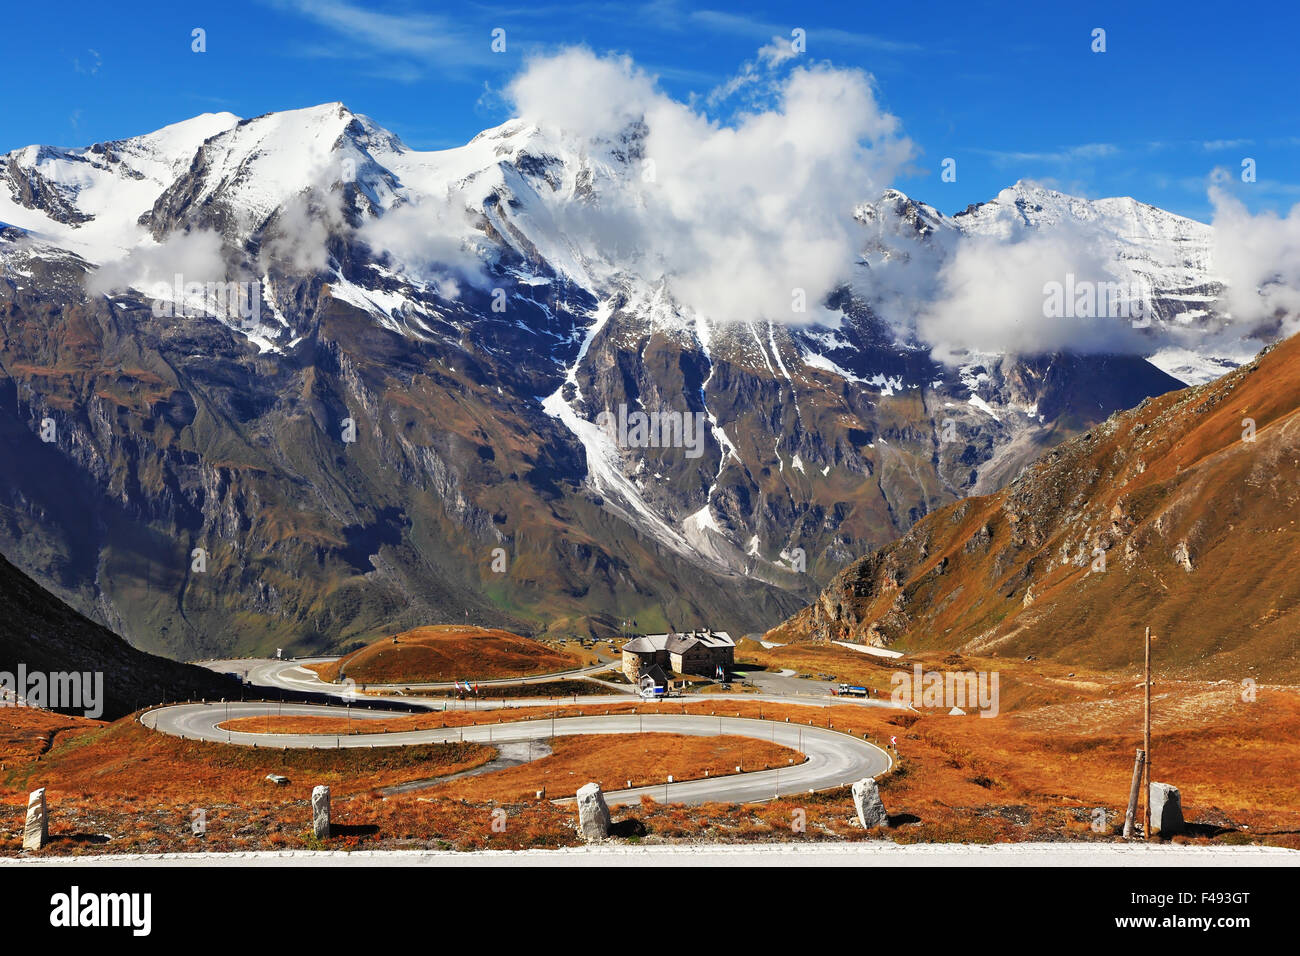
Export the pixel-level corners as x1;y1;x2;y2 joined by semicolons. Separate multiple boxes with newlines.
140;701;892;806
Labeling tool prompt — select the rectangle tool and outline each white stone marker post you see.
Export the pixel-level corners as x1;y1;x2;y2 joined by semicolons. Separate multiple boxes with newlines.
23;788;48;850
312;785;331;839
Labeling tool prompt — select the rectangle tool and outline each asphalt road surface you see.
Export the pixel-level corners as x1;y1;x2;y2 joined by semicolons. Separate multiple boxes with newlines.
196;658;903;714
141;701;892;806
199;656;614;695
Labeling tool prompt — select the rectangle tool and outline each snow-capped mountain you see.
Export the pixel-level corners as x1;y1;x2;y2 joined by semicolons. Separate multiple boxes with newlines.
854;181;1242;384
0;104;1265;656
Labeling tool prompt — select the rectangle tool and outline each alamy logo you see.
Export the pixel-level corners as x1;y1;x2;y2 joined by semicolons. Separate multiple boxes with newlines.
1042;273;1152;326
890;663;1000;717
595;403;708;459
50;886;151;936
0;664;104;719
151;274;261;328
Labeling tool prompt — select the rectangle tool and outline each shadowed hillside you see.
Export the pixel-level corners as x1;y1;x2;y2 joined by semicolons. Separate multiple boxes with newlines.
0;550;238;718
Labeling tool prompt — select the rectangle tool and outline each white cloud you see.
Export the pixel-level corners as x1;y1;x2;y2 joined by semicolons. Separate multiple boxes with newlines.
1210;185;1300;339
912;228;1149;362
705;36;793;107
973;143;1118;165
862;179;1300;365
259;188;346;274
86;230;228;297
271;0;459;57
502;46;913;325
505;50;661;143
358;199;493;296
686;11;925;54
73;49;101;75
1202;139;1253;152
757;36;799;68
267;0;492;78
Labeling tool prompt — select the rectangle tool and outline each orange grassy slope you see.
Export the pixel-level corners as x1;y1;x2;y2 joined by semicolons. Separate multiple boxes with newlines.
309;625;582;683
0;716;492;803
769;334;1300;679
0;707;100;761
426;733;802;802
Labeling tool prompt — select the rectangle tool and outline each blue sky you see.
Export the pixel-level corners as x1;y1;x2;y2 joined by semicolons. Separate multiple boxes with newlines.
3;0;1295;221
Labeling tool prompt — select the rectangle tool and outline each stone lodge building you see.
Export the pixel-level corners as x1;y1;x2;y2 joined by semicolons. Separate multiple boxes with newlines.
621;629;736;680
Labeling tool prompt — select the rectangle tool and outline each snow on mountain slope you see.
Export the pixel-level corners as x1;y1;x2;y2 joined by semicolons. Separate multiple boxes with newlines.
0;112;239;262
851;180;1237;383
539;297;694;556
1145;346;1245;385
0;107;1234;379
955;180;1220;318
169;104;374;228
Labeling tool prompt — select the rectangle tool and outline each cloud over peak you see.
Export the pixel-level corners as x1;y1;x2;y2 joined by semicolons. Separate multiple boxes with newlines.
494;45;913;324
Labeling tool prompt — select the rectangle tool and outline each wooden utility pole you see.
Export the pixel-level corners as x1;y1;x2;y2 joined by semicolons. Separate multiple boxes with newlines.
1122;748;1145;838
1143;626;1153;841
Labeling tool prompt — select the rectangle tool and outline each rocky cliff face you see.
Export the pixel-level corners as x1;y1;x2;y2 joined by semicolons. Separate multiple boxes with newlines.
0;104;1252;658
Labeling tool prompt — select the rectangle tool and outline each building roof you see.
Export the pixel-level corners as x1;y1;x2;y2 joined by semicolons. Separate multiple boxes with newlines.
623;630;735;656
694;630;735;649
638;664;669;687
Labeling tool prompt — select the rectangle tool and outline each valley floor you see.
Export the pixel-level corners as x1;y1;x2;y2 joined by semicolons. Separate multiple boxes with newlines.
2;644;1298;858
